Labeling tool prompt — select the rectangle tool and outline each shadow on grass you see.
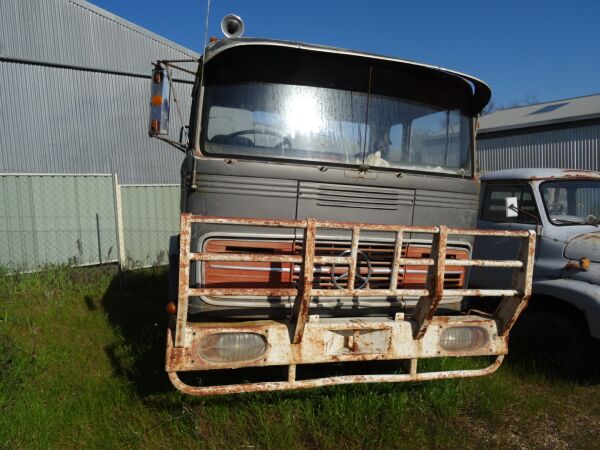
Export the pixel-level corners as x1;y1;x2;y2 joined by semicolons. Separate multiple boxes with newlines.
100;268;174;398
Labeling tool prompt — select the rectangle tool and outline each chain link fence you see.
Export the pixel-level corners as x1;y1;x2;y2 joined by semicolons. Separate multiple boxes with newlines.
0;173;180;272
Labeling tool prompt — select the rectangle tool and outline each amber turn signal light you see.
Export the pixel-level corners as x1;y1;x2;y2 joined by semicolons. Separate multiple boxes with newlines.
151;95;163;106
580;257;591;271
166;302;177;316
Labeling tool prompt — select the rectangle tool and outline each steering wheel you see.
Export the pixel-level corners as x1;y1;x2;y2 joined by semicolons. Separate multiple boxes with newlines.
330;250;372;289
223;129;292;152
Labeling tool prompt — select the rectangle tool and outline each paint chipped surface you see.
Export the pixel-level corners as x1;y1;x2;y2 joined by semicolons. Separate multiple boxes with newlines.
168;213;534;396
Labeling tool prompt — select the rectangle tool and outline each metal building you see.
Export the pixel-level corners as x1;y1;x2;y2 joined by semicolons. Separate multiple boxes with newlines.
477;93;600;173
0;0;198;184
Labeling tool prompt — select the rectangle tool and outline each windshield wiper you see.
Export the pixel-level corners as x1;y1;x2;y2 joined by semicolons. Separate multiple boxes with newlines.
586;214;600;227
553;218;588;225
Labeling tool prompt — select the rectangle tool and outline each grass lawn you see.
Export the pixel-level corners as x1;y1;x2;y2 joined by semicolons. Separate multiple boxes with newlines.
1;266;599;449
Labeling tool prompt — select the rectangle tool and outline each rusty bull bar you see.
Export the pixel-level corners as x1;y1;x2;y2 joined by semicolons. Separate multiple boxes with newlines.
167;213;535;396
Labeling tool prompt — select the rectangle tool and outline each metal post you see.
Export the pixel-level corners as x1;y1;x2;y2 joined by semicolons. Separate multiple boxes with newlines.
111;173;126;271
175;213;192;347
412;226;448;339
495;230;536;335
290;219;317;344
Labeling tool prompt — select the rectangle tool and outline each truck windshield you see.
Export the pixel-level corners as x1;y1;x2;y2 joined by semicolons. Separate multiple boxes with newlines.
540;180;600;225
202;82;471;175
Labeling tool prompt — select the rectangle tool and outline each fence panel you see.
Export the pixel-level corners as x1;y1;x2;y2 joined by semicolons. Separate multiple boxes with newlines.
119;184;180;268
0;174;117;270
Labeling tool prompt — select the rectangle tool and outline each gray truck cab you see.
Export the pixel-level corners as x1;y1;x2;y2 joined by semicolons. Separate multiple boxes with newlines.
471;168;600;375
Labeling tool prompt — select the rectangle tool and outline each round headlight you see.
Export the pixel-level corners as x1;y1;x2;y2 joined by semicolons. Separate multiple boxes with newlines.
199;332;267;362
439;326;488;352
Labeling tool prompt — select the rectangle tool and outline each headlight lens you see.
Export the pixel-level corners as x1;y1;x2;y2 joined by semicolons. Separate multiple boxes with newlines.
439;326;488;351
199;332;268;362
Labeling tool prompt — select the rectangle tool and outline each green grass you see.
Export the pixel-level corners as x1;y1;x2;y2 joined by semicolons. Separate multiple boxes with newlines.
1;266;599;449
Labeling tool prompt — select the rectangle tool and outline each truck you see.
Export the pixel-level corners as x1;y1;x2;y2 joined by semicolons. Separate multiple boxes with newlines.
471;168;600;377
149;15;535;396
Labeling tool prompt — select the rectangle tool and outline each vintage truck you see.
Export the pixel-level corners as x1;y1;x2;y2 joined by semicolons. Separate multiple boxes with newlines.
471;168;600;376
149;15;535;396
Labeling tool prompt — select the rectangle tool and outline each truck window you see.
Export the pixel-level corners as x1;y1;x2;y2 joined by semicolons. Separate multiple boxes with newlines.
481;184;538;224
540;180;600;225
201;54;474;176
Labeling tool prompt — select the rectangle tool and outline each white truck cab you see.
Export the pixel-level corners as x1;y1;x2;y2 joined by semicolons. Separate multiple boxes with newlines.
471;168;600;376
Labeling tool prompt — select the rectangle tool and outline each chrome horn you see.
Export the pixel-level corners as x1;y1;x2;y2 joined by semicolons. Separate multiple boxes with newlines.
221;14;244;38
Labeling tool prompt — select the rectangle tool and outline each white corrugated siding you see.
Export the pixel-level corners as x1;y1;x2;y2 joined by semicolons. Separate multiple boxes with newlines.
0;0;198;184
477;123;600;172
0;61;192;184
0;0;198;76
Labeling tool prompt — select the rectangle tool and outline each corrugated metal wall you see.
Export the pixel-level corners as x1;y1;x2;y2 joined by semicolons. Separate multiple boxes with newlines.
120;184;180;268
0;174;118;270
0;61;192;184
0;0;197;184
477;123;600;172
0;0;197;76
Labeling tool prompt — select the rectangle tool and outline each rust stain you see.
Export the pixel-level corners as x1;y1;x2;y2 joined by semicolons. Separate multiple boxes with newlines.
167;212;534;396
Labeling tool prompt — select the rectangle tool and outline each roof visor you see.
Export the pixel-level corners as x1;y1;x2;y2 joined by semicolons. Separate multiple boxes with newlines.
203;39;491;115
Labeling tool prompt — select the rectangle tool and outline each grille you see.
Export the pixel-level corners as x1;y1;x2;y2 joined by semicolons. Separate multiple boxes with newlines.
202;239;467;291
292;241;466;290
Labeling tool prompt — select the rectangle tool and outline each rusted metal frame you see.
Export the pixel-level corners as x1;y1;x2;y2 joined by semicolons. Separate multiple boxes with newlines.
445;259;523;268
167;355;504;396
446;227;530;237
190;252;350;265
411;226;448;339
316;221;439;234
289;219;317;344
346;227;360;290
189;215;306;228
175;213;192;348
191;253;303;263
190;288;298;297
188;287;431;298
188;214;440;234
389;230;404;290
494;230;536;335
311;288;429;297
443;289;517;297
396;258;434;266
166;315;507;372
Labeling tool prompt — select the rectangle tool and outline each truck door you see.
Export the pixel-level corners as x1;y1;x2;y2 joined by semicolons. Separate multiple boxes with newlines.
471;182;540;289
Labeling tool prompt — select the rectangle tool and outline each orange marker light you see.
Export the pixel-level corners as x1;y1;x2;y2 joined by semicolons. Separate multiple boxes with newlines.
151;95;163;107
580;258;591;271
166;302;177;316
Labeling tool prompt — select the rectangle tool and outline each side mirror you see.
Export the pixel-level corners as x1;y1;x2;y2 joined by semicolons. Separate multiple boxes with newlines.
505;196;518;218
148;63;171;136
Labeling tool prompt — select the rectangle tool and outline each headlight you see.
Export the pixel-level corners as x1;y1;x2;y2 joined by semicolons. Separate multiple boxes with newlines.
439;326;488;352
199;332;267;362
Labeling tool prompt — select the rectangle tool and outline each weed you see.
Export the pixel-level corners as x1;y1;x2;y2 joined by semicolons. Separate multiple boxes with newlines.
1;266;599;449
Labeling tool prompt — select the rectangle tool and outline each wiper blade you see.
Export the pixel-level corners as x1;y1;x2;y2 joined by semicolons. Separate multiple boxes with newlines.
553;218;587;225
586;214;600;227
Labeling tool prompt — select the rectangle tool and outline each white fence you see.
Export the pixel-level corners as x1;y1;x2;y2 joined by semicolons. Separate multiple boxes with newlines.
0;173;180;271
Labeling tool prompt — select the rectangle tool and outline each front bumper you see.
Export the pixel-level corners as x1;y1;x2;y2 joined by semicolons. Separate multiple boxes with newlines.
166;315;507;396
167;213;535;396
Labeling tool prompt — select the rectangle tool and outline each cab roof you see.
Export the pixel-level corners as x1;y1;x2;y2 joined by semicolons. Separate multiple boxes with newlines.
481;168;600;182
204;38;492;115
